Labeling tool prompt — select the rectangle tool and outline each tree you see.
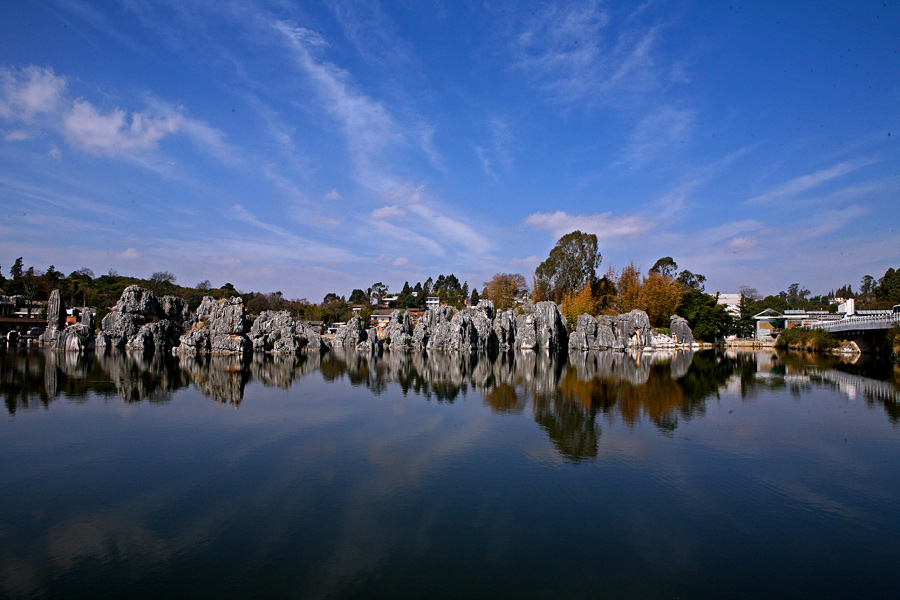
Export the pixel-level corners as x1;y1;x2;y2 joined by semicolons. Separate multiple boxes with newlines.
196;279;212;291
678;290;731;341
860;275;875;300
561;284;598;330
676;270;706;292
71;268;95;281
616;262;642;312
368;282;388;303
470;288;480;306
149;270;176;294
649;257;678;279
10;257;24;280
533;231;602;303
638;271;683;327
739;285;760;302
483;273;526;311
348;288;368;304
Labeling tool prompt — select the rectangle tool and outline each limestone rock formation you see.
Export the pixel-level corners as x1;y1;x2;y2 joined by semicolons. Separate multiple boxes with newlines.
175;296;251;354
514;301;568;352
333;315;367;347
249;310;329;354
612;310;654;349
669;315;695;345
427;302;497;351
412;306;457;349
383;310;413;348
55;323;95;352
97;285;189;352
493;309;517;350
40;290;67;346
356;327;383;353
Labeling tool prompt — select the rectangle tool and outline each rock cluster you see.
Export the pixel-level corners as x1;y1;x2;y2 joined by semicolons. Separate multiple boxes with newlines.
95;285;189;352
568;309;692;351
383;300;568;353
249;310;329;354
175;296;251;354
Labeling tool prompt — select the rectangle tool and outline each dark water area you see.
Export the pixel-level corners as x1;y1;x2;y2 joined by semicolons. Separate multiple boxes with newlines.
2;347;900;599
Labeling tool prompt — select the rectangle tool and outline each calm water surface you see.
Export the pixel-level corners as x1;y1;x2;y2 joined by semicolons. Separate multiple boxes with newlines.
2;347;900;599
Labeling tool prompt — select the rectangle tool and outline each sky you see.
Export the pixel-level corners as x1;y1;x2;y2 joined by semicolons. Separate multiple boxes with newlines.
1;0;898;302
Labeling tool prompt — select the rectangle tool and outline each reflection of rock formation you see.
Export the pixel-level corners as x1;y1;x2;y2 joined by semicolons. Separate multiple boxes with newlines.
95;351;186;404
176;353;250;406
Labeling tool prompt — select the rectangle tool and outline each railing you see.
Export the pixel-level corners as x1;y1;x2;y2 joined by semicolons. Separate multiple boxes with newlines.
805;313;900;331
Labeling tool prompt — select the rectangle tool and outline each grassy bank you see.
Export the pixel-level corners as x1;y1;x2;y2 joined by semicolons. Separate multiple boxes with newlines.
774;328;840;352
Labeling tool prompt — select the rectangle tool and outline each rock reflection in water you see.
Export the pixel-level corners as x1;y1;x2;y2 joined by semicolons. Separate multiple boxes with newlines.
5;347;900;446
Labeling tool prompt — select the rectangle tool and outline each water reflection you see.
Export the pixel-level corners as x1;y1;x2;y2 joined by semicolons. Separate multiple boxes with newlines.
3;347;900;442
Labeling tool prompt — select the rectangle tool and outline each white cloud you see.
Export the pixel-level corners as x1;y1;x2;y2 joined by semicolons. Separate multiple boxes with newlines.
0;65;66;119
370;205;407;220
62;100;182;156
726;236;759;253
117;247;142;260
746;158;877;204
393;256;413;267
525;210;655;241
4;130;30;141
369;219;445;257
325;189;342;200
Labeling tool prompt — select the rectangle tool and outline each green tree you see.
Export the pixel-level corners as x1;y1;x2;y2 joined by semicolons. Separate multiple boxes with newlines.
10;257;24;280
534;231;601;303
678;290;731;342
470;288;480;306
675;269;706;292
649;257;678;279
348;288;368;304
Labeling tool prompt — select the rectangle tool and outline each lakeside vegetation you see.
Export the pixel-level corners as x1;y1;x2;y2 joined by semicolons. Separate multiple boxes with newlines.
774;328;841;352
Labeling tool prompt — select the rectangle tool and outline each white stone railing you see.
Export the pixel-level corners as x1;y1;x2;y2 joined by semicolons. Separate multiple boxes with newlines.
806;313;900;331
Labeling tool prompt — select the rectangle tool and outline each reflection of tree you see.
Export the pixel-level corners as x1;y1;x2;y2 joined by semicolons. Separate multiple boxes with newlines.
533;392;599;461
483;382;525;414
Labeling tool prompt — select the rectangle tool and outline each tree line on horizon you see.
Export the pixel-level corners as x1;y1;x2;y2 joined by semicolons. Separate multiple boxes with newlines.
2;240;898;342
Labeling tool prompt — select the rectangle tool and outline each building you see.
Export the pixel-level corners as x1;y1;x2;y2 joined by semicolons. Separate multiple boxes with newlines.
425;296;440;309
716;293;742;319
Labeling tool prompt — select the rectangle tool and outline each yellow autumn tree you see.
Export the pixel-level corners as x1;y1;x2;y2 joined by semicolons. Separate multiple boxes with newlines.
617;262;642;312
638;270;683;327
561;283;598;330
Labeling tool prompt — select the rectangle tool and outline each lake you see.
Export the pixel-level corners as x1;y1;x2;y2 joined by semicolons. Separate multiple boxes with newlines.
2;347;900;599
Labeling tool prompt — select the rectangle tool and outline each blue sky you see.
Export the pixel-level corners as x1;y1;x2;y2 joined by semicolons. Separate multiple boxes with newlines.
1;1;897;302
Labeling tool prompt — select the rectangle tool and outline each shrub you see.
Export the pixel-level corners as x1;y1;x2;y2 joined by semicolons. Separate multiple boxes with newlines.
774;327;840;352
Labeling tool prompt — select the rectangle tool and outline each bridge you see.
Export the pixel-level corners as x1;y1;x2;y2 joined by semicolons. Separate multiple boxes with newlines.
805;312;899;352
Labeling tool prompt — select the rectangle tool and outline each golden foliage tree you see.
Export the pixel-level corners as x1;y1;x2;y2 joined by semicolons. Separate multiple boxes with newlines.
483;273;527;311
561;284;599;330
638;271;683;327
616;262;642;312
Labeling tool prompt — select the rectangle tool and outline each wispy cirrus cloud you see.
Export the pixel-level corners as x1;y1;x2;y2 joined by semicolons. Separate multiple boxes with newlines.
511;1;673;107
746;158;877;205
625;105;695;163
274;20;402;192
525;210;655;241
